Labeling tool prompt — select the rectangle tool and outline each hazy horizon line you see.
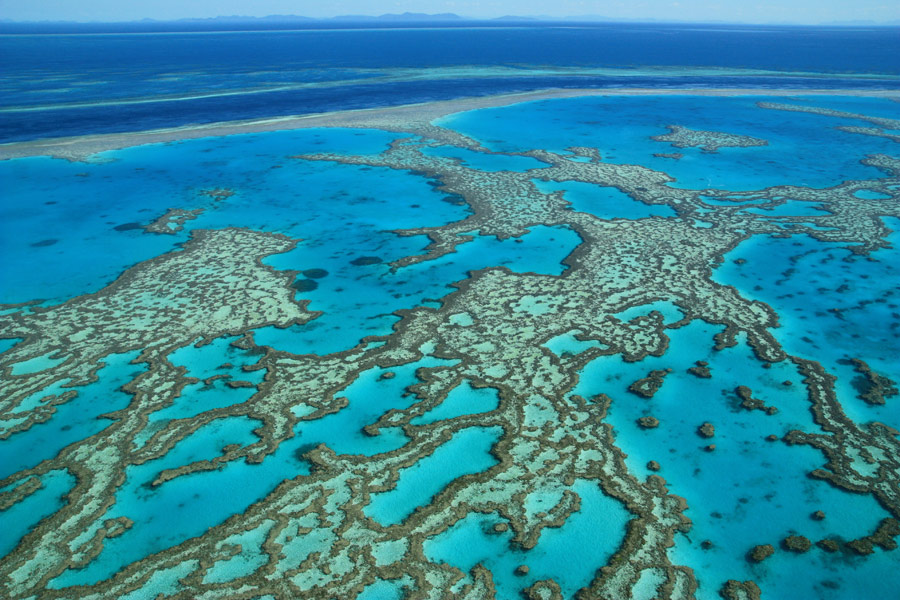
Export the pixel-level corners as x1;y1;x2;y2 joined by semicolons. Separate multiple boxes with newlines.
2;12;899;27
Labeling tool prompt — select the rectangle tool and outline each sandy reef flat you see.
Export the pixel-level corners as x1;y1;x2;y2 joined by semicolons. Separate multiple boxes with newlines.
2;87;898;161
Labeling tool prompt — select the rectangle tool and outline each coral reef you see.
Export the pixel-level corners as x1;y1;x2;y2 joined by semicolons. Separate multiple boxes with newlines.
144;208;205;235
782;535;812;553
747;545;774;563
2;94;900;600
687;360;711;378
846;358;899;406
651;125;768;153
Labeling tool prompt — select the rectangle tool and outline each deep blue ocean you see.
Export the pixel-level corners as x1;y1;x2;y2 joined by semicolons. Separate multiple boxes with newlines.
1;24;898;142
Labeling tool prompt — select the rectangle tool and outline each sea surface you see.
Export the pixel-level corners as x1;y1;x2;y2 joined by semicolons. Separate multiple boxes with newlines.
1;24;899;141
1;24;900;600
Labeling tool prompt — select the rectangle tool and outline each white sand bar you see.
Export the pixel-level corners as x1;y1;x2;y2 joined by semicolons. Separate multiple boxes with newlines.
2;87;898;161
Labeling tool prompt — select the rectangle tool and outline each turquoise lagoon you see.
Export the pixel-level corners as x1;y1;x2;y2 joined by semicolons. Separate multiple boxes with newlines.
437;95;900;190
714;222;900;436
573;322;896;599
2;94;899;599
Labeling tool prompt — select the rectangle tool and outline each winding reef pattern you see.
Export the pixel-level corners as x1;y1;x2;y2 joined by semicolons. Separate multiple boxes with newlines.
650;126;768;153
1;94;900;599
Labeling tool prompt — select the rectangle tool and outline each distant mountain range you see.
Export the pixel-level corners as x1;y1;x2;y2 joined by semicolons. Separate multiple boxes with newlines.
164;13;468;23
1;12;899;27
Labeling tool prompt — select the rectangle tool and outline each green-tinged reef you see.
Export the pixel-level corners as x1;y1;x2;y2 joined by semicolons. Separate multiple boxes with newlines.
651;125;768;153
144;208;205;235
1;89;900;599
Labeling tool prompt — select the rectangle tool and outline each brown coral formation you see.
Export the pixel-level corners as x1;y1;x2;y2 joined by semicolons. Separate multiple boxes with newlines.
783;360;900;524
628;370;672;399
525;579;563;600
200;187;236;200
747;544;775;563
638;416;661;429
846;518;900;555
651;125;768;153
847;358;899;406
687;360;711;378
782;535;812;553
735;385;777;414
143;207;204;234
1;93;899;600
719;579;762;600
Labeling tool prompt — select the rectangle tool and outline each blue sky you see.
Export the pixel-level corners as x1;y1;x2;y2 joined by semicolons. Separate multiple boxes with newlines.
1;0;898;23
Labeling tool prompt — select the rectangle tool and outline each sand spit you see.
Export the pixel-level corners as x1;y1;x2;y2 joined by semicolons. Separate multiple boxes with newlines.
2;87;899;162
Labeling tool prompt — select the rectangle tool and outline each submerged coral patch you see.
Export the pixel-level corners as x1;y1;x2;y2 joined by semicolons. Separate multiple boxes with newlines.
2;92;900;600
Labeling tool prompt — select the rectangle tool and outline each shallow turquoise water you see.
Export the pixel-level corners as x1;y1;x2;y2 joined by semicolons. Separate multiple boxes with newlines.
0;351;143;479
167;335;258;377
853;189;892;200
117;560;198;600
771;95;900;121
49;354;454;587
542;330;608;357
701;195;761;206
0;338;20;354
146;337;265;424
424;478;630;598
202;524;273;584
295;358;457;457
365;425;502;526
438;95;899;190
8;351;67;375
713;225;900;430
0;469;75;558
614;300;686;324
0;127;457;305
573;321;896;598
256;223;581;355
49;415;274;588
410;380;500;425
742;200;829;217
2;93;899;597
357;577;412;600
534;179;677;220
422;145;546;172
